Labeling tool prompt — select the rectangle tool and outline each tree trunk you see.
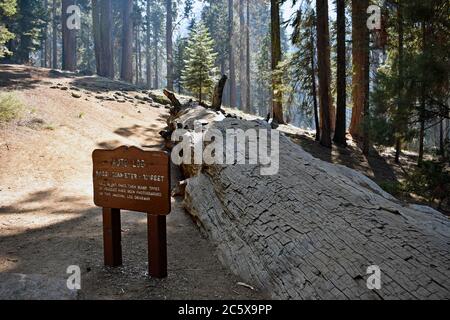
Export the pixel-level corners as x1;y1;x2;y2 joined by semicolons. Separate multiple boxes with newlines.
41;0;49;68
418;22;427;166
52;0;58;69
162;95;450;300
333;0;347;146
310;24;320;142
154;35;159;89
239;0;246;111
146;0;152;89
350;0;369;139
418;111;425;166
270;0;284;124
395;1;404;164
212;75;228;111
135;26;139;85
45;0;50;67
61;0;77;71
316;0;332;148
166;0;174;91
246;0;251;113
362;32;370;156
228;0;237;108
98;0;114;78
138;30;142;85
440;118;444;157
92;0;102;74
121;0;133;83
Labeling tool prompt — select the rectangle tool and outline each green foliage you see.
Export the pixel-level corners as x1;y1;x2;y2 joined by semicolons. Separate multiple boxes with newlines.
405;161;450;207
277;2;317;125
6;0;47;63
181;23;218;102
201;0;228;69
0;0;17;57
379;160;450;208
77;0;96;72
174;36;188;93
0;0;16;16
371;0;449;152
255;32;272;116
0;92;22;123
379;180;406;198
0;25;14;58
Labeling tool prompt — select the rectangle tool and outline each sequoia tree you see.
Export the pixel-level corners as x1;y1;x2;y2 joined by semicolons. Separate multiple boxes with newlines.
350;0;369;139
228;0;237;108
333;0;347;146
120;0;133;83
166;0;174;91
61;0;76;71
315;0;332;147
270;0;284;124
92;0;114;78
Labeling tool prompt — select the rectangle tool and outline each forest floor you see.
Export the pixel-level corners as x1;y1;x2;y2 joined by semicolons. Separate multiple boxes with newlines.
0;64;267;299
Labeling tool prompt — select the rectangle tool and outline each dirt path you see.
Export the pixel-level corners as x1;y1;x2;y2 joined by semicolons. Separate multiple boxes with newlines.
0;65;267;299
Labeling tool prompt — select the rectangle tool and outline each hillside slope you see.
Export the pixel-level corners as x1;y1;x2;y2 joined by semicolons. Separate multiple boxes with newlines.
0;64;266;300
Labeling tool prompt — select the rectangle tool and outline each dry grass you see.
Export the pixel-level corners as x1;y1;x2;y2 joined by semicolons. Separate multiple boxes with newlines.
0;92;22;123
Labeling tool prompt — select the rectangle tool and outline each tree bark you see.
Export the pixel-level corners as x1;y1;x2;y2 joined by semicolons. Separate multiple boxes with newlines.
154;31;159;89
163;89;182;112
362;31;370;156
333;0;347;146
228;0;237;108
418;21;427;166
92;0;102;74
418;110;425;166
212;75;228;111
316;0;332;148
270;0;284;124
163;96;450;300
98;0;114;78
61;0;77;71
41;0;49;68
350;0;369;139
121;0;134;83
246;0;251;113
52;0;58;69
146;0;152;89
440;118;444;157
138;30;142;85
310;23;320;142
239;0;246;111
395;1;404;164
135;25;139;85
166;0;174;91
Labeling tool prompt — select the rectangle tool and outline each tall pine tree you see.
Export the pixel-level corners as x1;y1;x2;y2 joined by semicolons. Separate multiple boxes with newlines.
181;23;218;103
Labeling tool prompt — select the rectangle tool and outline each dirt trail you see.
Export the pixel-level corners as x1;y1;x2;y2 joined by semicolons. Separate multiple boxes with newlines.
0;65;267;299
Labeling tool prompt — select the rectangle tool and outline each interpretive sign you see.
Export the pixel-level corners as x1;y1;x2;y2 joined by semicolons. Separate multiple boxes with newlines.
92;146;171;278
93;146;170;214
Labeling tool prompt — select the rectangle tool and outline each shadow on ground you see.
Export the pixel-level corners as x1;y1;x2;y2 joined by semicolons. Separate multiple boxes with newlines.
0;187;268;300
287;132;398;184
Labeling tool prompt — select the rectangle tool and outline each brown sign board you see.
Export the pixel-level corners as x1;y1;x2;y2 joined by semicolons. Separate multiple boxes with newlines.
93;146;171;215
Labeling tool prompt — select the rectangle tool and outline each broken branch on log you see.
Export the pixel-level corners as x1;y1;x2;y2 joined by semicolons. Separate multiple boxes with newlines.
212;75;228;111
163;89;182;114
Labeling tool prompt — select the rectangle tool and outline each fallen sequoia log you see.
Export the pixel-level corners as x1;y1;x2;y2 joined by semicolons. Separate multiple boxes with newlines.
163;95;450;300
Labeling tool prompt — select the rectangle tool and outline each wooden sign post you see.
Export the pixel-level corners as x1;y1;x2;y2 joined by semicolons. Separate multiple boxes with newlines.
92;146;171;278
